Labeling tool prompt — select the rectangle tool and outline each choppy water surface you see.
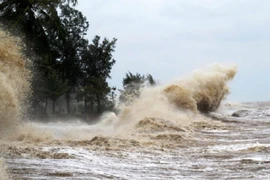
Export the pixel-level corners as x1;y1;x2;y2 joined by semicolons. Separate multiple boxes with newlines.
3;102;270;180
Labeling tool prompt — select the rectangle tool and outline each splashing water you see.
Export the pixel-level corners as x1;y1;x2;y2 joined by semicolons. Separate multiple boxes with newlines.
0;30;30;139
0;27;237;142
0;29;31;179
114;64;237;134
0;28;237;143
164;64;237;113
0;28;246;179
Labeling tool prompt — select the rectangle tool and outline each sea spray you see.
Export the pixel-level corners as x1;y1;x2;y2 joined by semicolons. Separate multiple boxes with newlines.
115;64;237;128
0;26;237;146
164;64;237;113
0;29;31;139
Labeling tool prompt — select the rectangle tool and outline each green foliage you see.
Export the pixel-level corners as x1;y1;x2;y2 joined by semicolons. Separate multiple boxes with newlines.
57;4;89;113
123;72;145;88
119;72;157;105
147;74;157;86
81;36;117;79
40;71;69;101
0;0;117;118
80;36;117;114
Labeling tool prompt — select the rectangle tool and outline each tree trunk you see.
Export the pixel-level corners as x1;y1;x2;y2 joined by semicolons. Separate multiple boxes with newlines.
65;91;71;114
89;101;93;116
52;99;56;114
96;94;101;114
84;98;88;114
45;98;48;114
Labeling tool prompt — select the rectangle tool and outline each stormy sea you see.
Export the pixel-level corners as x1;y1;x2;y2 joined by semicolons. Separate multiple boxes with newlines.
1;30;270;180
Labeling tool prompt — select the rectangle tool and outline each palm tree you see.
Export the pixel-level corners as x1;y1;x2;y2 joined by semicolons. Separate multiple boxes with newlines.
119;72;157;105
122;72;145;89
146;74;157;86
0;0;78;56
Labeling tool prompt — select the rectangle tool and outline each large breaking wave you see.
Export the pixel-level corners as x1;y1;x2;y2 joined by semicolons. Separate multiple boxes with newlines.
0;28;237;157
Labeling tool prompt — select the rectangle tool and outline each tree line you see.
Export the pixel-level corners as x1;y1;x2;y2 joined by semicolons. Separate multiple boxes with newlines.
0;0;118;119
0;0;156;121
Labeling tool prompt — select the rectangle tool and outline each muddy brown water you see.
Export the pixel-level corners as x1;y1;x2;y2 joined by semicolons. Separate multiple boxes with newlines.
2;103;270;180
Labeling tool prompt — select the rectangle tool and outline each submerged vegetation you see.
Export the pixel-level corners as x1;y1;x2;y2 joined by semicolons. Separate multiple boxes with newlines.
0;0;117;120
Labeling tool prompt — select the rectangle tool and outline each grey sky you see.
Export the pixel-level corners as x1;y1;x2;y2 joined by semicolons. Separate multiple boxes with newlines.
77;0;270;102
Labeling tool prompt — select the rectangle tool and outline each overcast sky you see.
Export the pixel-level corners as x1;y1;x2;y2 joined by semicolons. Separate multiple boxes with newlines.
77;0;270;102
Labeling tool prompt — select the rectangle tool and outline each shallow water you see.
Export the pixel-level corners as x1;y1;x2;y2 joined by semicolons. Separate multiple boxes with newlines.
3;102;270;180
